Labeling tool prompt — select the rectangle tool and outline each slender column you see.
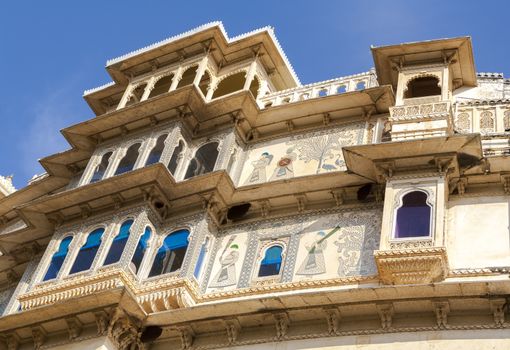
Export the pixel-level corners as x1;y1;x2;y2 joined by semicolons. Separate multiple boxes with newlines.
133;139;154;170
214;133;235;171
140;77;156;101
169;67;184;91
103;149;125;178
159;127;182;167
205;79;218;101
243;60;258;91
117;85;135;110
78;154;101;186
193;56;209;86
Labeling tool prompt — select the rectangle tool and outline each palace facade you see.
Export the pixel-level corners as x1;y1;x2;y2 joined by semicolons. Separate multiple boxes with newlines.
0;22;509;349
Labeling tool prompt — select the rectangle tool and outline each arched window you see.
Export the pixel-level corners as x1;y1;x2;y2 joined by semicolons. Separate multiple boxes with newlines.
355;81;366;90
184;142;219;179
130;226;151;274
125;83;147;107
177;66;198;89
149;229;190;277
318;88;328;97
43;236;73;281
90;152;112;183
148;75;174;99
69;228;105;274
258;245;283;277
404;76;441;98
115;143;141;175
212;72;246;99
103;220;133;266
337;85;347;93
193;237;210;280
394;191;431;239
145;135;167;166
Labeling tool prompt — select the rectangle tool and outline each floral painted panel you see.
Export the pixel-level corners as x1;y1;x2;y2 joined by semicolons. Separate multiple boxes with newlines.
239;122;365;186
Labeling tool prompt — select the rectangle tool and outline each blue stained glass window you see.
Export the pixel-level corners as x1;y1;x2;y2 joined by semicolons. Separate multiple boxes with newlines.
103;220;134;266
145;135;167;166
43;236;73;281
149;229;189;277
90;152;112;183
69;228;105;274
193;237;209;279
394;191;431;238
115;143;141;175
258;245;283;277
130;226;151;274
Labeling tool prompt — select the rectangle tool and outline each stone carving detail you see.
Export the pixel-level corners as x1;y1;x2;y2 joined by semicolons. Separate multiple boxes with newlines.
377;303;394;330
108;308;142;350
374;248;448;285
5;333;20;350
490;299;506;327
95;311;109;336
31;326;46;350
223;318;241;344
176;326;194;350
480;110;495;134
273;312;290;340
456;112;471;132
323;307;341;335
504;110;510;131
433;301;450;329
66;317;83;340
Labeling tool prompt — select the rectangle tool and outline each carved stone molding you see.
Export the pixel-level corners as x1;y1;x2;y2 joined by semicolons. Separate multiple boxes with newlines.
108;308;143;350
374;247;448;285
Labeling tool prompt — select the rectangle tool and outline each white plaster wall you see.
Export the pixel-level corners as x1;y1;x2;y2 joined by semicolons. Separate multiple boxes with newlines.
447;196;510;269
46;336;116;350
224;329;510;349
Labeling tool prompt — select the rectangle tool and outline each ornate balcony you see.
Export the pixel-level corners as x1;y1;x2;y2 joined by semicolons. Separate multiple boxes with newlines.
389;100;453;141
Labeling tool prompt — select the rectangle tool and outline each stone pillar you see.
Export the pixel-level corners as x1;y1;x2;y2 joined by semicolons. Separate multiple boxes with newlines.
78;154;101;186
133;139;153;170
243;60;258;92
140;77;156;101
193;56;209;86
169;66;184;91
117;85;135;110
103;148;125;178
214;133;235;171
205;79;219;101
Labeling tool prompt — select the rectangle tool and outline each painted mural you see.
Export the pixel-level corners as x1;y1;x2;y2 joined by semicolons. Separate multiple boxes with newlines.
239;122;365;186
207;233;248;291
205;207;381;292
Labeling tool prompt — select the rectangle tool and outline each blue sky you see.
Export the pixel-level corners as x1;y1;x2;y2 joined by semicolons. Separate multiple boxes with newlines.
1;0;508;189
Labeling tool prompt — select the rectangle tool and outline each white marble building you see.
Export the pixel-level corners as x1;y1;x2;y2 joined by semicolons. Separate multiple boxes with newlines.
0;22;509;350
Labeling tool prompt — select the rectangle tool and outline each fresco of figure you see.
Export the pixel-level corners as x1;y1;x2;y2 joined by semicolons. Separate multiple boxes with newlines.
244;152;273;185
296;231;327;275
209;242;239;288
269;147;297;181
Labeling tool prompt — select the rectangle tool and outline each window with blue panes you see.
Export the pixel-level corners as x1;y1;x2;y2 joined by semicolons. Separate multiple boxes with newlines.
145;135;167;166
103;220;134;266
258;245;283;277
90;152;112;183
130;226;151;274
149;229;189;277
115;143;141;175
43;236;73;281
69;228;105;274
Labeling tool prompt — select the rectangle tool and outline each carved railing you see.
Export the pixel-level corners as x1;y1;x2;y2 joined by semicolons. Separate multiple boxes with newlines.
390;101;451;122
259;71;377;108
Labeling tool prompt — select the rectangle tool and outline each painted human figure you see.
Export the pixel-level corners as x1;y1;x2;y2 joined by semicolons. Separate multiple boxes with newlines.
270;147;297;181
244;152;273;185
210;244;239;288
296;231;327;275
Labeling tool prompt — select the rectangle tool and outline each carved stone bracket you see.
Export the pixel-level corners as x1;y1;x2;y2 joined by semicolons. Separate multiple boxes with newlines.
5;333;20;350
107;308;142;350
95;310;109;336
66;317;83;340
376;303;394;330
374;247;449;285
490;298;506;327
433;301;450;329
31;326;47;350
176;325;194;350
273;312;290;340
223;318;241;344
323;307;341;335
